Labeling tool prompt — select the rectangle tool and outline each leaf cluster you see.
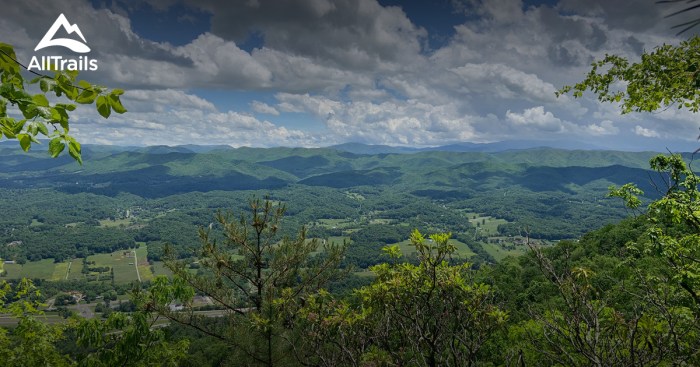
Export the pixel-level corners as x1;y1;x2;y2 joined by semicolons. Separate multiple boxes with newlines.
0;42;126;163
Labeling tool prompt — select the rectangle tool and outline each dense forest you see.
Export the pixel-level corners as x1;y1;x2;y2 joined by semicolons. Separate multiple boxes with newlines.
0;142;660;266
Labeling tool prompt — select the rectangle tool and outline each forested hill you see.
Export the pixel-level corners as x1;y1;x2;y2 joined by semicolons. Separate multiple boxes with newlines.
0;143;672;266
0;143;669;198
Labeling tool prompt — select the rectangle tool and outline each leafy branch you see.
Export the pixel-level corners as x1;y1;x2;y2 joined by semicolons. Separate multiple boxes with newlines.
0;42;126;163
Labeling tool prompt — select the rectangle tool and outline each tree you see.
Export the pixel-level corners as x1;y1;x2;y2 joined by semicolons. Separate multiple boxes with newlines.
558;36;700;117
559;34;700;309
552;31;700;365
511;241;700;366
0;42;126;163
295;230;507;367
145;198;346;366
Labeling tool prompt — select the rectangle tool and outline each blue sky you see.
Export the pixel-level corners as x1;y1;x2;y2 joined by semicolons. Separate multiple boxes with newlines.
0;0;698;151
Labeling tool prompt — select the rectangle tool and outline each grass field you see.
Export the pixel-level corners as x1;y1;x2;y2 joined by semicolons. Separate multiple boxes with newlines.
51;262;69;281
3;259;57;279
67;261;84;280
1;245;158;284
98;218;132;228
465;213;508;236
327;236;350;246
316;218;355;229
369;218;392;225
482;242;528;262
391;238;475;258
151;261;172;277
88;250;138;283
134;246;154;281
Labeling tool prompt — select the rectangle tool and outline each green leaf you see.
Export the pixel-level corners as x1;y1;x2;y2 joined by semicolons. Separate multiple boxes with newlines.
0;43;20;74
96;95;111;118
12;119;26;134
39;78;55;93
75;90;97;104
17;134;30;151
68;139;82;164
61;103;76;111
111;89;124;96
78;80;92;89
108;94;127;114
36;106;52;119
48;138;65;158
36;122;49;136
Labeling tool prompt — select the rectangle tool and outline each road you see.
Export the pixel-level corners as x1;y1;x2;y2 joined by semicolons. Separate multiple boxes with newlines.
133;249;141;282
65;261;71;280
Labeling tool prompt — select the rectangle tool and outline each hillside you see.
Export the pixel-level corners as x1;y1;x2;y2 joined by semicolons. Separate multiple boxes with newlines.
0;144;668;270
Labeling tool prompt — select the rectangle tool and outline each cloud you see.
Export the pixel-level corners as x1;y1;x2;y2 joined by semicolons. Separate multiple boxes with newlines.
0;0;688;148
582;120;618;136
634;125;660;138
124;89;217;112
505;106;565;132
274;93;480;146
184;0;428;70
71;104;318;147
250;101;280;115
451;63;559;102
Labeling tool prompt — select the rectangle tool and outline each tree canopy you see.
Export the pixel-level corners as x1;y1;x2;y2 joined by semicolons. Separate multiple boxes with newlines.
0;43;126;163
558;36;700;117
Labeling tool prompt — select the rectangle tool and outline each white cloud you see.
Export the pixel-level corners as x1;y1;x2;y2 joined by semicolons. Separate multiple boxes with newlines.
124;89;217;112
634;125;660;138
451;63;559;102
273;93;477;145
0;0;687;148
250;101;280;115
582;120;618;136
505;106;564;132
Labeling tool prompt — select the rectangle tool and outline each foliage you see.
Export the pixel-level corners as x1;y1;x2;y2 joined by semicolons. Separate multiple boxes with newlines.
296;230;507;367
512;241;700;366
73;300;188;367
558;36;700;115
0;42;126;163
610;154;700;309
146;198;346;366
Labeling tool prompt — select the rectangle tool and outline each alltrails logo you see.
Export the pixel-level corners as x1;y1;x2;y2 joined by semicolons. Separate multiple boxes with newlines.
28;13;98;71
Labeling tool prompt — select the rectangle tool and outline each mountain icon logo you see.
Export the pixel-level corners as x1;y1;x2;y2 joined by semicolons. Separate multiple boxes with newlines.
35;14;91;53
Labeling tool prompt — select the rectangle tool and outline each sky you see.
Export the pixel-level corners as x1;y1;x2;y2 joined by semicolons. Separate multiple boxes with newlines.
0;0;699;151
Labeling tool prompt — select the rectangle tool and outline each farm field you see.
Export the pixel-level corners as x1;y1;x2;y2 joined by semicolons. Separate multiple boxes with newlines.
3;258;58;280
2;246;156;284
481;242;529;262
390;238;476;258
98;218;133;228
465;213;509;237
87;250;138;283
